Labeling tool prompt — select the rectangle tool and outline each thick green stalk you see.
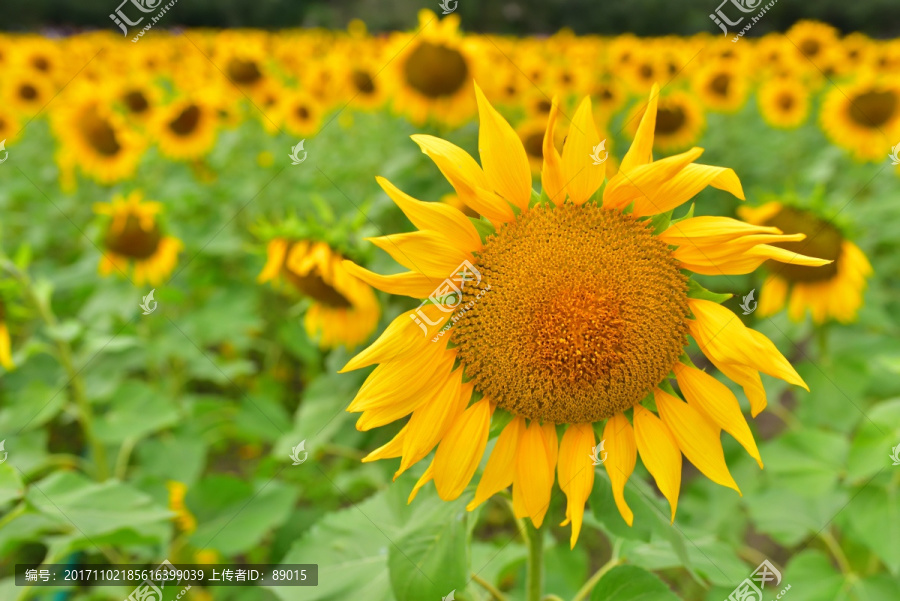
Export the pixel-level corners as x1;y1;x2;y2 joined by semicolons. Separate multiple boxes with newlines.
525;521;544;601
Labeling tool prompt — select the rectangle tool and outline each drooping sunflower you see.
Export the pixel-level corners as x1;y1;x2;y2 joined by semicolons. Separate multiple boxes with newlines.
154;97;219;161
820;75;900;162
342;83;827;544
758;78;810;129
625;91;705;154
93;192;183;285
739;202;872;324
259;239;379;350
389;10;475;125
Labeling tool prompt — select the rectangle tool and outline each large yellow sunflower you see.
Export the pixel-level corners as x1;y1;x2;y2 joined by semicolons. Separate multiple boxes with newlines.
259;239;379;350
739;202;872;324
93;192;183;286
820;75;900;162
341;83;828;545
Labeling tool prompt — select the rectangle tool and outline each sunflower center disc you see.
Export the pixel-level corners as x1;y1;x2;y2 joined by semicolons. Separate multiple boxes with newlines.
169;105;201;136
79;105;121;156
105;214;162;259
403;41;468;98
848;90;897;128
453;204;690;424
763;207;842;282
656;106;686;135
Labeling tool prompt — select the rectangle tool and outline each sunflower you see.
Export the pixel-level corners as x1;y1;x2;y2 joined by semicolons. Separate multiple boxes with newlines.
341;83;827;544
167;480;197;533
259;239;379;349
52;95;145;184
281;90;322;138
758;78;809;129
739;202;872;324
154;98;219;161
4;68;55;116
344;53;389;111
786;20;839;68
0;108;20;144
93;192;182;285
0;299;14;371
389;10;475;125
820;76;900;162
692;61;748;113
625;91;705;154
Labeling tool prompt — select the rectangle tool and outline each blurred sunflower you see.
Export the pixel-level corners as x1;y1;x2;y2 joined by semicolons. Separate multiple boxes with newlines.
820;76;900;161
0;108;20;144
281;90;322;138
167;480;197;533
692;61;748;113
739;203;872;324
342;83;827;545
52;96;145;184
5;68;55;116
259;239;379;349
93;192;182;285
390;10;475;125
786;20;839;66
154;98;219;160
758;78;809;129
0;299;14;371
626;91;705;153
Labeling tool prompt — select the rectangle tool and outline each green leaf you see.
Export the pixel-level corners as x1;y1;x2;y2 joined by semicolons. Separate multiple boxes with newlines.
188;477;298;555
847;398;900;482
844;478;900;574
591;565;681;601
388;487;470;601
0;463;25;505
94;381;180;444
268;487;404;601
686;279;732;304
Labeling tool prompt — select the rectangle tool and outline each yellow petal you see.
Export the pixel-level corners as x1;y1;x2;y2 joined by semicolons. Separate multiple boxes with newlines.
376;176;482;253
362;425;407;462
341;305;440;372
258;238;288;283
474;82;532;211
619;84;659;174
757;274;788;318
654;388;741;494
603;413;636;526
557;423;595;547
716;360;768;417
367;231;472;278
467;415;525;511
408;461;435;503
432;398;492;500
631;163;744;218
514;419;556;527
561;96;605;205
603;147;703;211
633;405;681;522
397;368;465;477
342;261;440;299
411;134;515;225
541;96;566;203
673;363;763;469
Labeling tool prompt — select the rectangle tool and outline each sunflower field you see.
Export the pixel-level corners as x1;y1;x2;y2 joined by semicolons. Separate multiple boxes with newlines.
1;9;900;601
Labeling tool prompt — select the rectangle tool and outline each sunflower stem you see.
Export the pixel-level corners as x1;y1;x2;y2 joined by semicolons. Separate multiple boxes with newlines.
571;538;623;601
525;521;544;601
4;261;110;481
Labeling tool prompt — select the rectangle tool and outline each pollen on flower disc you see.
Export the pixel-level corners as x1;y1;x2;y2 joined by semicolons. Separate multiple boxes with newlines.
452;203;690;424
